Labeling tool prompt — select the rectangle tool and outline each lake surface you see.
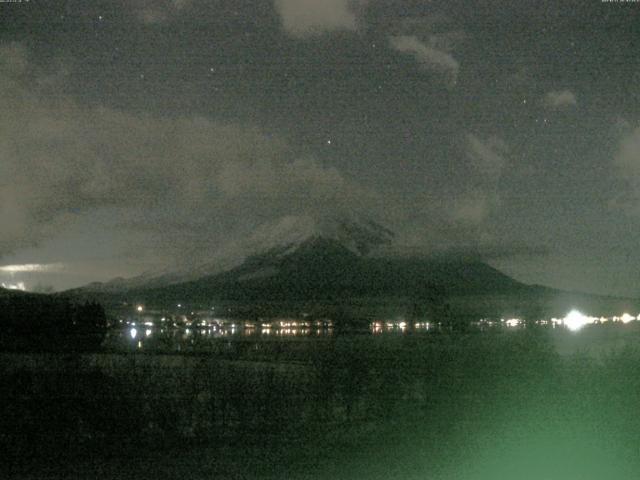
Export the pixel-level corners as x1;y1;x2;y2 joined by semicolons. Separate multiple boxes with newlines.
103;315;446;352
102;317;640;358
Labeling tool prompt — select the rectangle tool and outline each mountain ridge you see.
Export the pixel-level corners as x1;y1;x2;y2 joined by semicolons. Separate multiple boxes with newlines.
112;236;525;308
80;215;395;293
66;216;640;319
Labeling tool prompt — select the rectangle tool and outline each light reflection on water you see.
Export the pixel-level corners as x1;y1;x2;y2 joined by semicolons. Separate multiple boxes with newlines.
106;315;640;353
107;317;429;352
109;320;339;352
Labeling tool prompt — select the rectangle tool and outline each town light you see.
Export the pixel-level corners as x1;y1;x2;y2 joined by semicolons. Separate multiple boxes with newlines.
563;310;588;332
620;313;635;324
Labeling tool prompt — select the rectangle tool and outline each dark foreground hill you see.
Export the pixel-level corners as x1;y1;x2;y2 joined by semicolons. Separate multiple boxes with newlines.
0;287;107;351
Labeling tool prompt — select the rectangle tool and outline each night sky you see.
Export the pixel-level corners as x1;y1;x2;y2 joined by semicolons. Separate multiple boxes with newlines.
1;0;639;296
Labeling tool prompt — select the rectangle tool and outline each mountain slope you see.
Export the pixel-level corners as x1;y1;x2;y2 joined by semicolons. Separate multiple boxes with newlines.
80;214;395;293
122;235;525;306
70;216;640;318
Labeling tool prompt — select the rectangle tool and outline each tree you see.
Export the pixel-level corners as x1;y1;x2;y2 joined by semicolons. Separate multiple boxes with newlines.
0;295;108;351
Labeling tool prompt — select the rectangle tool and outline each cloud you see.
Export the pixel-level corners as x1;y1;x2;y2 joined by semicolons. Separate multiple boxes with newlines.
543;90;577;109
616;125;640;175
389;35;459;87
0;43;376;263
465;133;508;180
0;42;518;280
0;42;28;75
274;0;360;37
0;263;65;273
128;0;192;25
469;243;551;261
611;124;640;214
451;134;509;225
451;191;494;226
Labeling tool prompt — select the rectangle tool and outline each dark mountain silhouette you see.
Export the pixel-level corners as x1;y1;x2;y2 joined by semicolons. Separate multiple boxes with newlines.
78;214;396;293
70;217;640;319
97;236;525;310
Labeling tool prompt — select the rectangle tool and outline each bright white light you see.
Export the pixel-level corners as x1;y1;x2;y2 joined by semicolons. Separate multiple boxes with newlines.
505;318;521;328
563;310;589;332
1;281;26;291
145;329;152;337
136;305;143;313
130;327;138;339
620;313;635;324
0;263;64;273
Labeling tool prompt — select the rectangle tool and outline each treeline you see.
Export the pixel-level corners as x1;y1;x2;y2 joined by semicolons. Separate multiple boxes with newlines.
0;295;107;351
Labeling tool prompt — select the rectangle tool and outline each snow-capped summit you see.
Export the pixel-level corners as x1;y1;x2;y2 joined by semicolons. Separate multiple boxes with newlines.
242;214;394;257
79;214;395;293
171;214;393;281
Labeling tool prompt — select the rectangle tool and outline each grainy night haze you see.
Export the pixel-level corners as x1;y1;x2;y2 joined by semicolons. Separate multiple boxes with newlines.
5;4;640;480
1;0;640;297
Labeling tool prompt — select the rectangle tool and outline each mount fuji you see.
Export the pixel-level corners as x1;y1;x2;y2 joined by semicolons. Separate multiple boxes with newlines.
70;215;639;318
79;214;396;293
74;215;523;307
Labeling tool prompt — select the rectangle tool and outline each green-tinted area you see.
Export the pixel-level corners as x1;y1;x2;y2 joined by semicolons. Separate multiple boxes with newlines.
2;331;640;479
